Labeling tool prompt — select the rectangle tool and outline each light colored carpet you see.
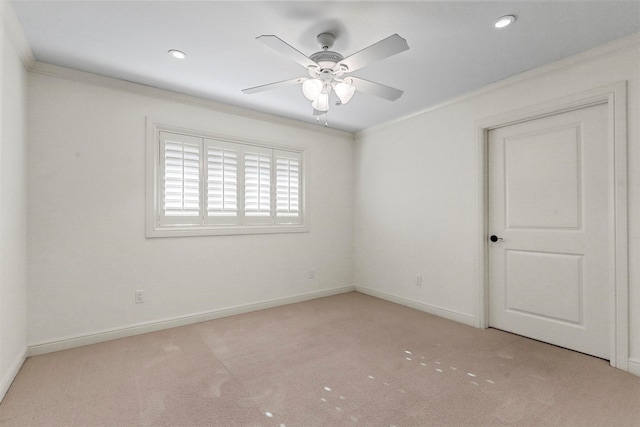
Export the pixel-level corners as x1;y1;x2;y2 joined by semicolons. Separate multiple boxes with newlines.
1;291;639;426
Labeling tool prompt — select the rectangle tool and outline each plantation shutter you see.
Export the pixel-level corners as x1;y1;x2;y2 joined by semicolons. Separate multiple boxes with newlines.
152;127;304;235
244;146;273;223
205;139;239;224
275;150;302;224
159;132;201;224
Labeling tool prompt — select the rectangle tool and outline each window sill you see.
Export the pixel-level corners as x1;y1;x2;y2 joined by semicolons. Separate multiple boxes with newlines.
146;223;309;238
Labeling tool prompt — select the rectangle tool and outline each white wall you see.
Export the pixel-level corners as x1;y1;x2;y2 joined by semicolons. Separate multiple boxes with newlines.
354;35;640;370
0;1;28;401
26;69;354;348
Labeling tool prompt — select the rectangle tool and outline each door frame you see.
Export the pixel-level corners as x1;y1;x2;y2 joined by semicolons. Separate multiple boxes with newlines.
476;82;628;370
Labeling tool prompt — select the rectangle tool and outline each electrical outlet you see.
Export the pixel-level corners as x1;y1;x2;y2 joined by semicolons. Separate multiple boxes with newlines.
309;270;315;279
135;289;144;304
416;276;423;286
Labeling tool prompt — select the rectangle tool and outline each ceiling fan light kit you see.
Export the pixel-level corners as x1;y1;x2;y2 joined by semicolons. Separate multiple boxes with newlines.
242;31;409;123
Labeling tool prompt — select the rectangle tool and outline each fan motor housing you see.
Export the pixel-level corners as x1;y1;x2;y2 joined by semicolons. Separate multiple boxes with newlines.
310;51;344;69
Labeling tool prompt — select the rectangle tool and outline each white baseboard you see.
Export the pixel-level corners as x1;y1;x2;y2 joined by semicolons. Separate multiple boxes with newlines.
355;286;476;327
0;348;26;403
628;358;640;377
28;286;355;356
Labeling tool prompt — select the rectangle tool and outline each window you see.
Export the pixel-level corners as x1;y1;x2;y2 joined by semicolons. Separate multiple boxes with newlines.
147;124;305;237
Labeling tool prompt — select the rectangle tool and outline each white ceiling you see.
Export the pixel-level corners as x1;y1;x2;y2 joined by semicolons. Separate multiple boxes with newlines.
11;1;640;133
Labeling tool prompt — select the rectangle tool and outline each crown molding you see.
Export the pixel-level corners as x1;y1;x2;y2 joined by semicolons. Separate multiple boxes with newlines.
355;32;640;140
28;60;354;140
2;0;35;68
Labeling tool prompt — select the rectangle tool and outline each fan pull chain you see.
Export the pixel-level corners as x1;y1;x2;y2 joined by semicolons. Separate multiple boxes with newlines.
316;113;329;127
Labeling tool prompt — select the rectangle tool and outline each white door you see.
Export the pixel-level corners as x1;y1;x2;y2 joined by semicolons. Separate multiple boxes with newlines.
488;103;611;359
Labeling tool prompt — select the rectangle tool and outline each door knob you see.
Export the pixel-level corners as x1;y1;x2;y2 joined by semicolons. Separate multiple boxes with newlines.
490;235;503;242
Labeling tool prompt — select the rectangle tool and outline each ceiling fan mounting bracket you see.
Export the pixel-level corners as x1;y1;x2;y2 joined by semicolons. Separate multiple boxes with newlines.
316;32;336;50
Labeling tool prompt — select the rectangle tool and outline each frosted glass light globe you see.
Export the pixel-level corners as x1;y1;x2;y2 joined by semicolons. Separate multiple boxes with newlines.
334;81;356;104
312;93;330;112
302;79;323;100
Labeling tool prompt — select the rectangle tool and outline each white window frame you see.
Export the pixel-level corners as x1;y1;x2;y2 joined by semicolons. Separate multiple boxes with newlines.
146;120;307;237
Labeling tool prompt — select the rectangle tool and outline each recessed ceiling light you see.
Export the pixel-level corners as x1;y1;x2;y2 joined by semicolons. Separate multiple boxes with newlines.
168;49;186;59
494;15;516;29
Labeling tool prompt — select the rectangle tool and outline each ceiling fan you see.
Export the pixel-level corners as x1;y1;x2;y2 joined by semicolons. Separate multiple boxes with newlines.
242;32;409;116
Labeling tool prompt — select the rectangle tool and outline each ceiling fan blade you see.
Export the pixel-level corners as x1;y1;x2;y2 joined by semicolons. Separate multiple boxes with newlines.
242;77;305;94
350;77;404;101
337;34;409;73
257;35;318;69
